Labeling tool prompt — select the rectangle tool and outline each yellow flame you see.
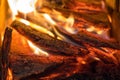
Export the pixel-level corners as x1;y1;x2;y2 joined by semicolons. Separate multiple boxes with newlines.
107;15;112;23
64;15;77;34
52;10;67;22
8;0;36;14
86;26;104;35
16;18;54;37
86;25;110;39
27;40;49;56
7;68;13;80
43;12;77;34
43;13;56;25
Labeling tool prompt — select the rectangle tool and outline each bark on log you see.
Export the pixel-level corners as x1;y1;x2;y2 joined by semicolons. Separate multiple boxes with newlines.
53;26;120;49
0;27;12;80
35;0;109;28
12;50;120;80
11;20;89;56
19;8;108;29
9;53;66;80
17;12;120;49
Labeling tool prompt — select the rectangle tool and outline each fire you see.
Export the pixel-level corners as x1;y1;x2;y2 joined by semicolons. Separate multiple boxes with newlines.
86;26;104;35
7;68;13;80
42;10;77;34
64;15;77;34
107;15;112;23
43;13;56;25
27;40;49;56
16;17;54;37
8;0;77;36
14;18;50;56
86;26;110;39
8;0;36;14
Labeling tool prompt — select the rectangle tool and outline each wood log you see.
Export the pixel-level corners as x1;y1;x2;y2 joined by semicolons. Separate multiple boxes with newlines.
35;0;109;28
16;50;120;80
0;27;12;80
9;24;120;80
11;20;89;56
17;12;119;49
21;7;108;29
9;53;67;80
53;26;120;49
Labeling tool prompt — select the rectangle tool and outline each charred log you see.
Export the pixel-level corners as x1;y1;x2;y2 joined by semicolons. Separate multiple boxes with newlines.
9;53;66;80
11;20;89;56
0;27;12;80
13;50;120;80
54;26;120;49
16;12;120;49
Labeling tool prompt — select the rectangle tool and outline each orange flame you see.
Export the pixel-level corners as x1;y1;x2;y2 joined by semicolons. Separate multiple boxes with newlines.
43;12;77;34
16;17;54;37
107;15;112;23
8;0;77;35
7;68;13;80
27;40;49;56
86;26;110;39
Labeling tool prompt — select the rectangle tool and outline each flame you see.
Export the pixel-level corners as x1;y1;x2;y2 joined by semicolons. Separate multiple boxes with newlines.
86;26;110;39
107;15;112;23
7;68;13;80
86;26;104;35
8;0;77;35
16;17;54;37
43;12;77;34
8;0;36;14
64;15;77;34
27;40;49;56
43;13;56;25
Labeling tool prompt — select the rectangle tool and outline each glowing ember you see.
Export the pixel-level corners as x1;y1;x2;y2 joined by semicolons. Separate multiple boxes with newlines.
27;40;49;56
7;68;13;80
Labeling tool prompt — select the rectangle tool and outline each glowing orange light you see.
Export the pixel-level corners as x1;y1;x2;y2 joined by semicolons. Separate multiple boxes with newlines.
27;40;49;56
64;15;77;34
16;18;54;37
8;0;36;14
7;68;13;80
107;15;112;23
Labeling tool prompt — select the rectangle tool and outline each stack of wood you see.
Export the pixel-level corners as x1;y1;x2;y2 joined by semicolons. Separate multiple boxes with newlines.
1;0;120;80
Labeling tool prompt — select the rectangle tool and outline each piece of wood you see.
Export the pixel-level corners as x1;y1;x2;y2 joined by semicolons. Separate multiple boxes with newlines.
35;0;109;28
11;20;89;56
16;49;120;80
0;27;12;80
9;25;120;80
21;7;108;29
54;26;120;49
9;53;66;80
17;12;120;49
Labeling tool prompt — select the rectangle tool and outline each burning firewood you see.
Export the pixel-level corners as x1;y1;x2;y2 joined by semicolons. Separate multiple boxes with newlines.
0;27;12;80
13;49;120;80
11;20;89;56
9;53;66;80
17;12;119;50
19;7;108;29
35;0;109;28
55;26;120;49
